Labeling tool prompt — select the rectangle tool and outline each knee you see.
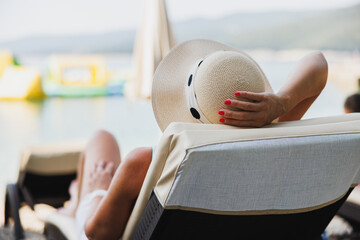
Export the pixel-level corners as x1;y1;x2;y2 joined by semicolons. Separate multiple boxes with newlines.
86;129;116;149
121;147;152;197
123;147;152;177
91;129;115;142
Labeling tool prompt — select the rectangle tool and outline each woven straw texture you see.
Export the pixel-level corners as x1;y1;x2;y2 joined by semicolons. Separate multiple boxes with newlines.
195;51;265;123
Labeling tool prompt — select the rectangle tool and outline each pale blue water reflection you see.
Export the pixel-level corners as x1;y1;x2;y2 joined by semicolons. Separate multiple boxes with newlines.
0;97;161;203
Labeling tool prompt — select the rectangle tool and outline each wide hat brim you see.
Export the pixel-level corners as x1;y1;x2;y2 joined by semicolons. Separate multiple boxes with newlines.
151;39;272;132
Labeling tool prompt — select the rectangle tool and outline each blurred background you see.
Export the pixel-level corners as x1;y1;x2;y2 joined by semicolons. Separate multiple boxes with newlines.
0;0;359;236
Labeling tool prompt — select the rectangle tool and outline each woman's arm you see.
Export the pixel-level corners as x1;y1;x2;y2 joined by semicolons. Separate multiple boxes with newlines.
219;52;328;127
84;147;152;240
276;52;328;121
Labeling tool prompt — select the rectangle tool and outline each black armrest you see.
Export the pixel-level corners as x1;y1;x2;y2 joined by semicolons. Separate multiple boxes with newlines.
4;183;25;240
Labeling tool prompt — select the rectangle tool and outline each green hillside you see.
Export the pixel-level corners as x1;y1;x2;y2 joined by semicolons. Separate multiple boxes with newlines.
0;4;358;53
175;11;321;42
229;5;360;50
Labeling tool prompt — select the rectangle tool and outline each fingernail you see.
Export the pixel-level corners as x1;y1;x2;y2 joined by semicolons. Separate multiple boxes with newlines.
224;100;231;105
219;118;225;123
235;92;241;96
218;110;224;115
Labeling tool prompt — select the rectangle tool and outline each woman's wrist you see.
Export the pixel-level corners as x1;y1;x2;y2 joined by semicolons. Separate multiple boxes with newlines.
276;92;292;117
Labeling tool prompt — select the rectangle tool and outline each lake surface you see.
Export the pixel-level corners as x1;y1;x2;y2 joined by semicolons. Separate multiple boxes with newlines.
0;55;348;223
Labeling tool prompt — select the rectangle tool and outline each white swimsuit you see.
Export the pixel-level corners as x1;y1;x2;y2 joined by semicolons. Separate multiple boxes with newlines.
75;189;107;240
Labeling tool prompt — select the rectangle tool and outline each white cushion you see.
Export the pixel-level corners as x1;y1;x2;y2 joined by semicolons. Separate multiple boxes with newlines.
123;113;360;240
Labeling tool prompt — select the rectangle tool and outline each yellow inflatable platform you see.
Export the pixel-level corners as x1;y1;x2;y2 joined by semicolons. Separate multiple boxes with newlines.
43;55;109;97
0;66;45;100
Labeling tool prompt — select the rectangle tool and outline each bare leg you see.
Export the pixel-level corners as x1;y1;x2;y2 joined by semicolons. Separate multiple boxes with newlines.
60;130;121;217
58;129;151;239
57;179;79;216
78;130;121;201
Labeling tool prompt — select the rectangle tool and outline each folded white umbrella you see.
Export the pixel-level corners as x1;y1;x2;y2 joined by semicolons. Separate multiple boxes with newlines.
132;0;176;98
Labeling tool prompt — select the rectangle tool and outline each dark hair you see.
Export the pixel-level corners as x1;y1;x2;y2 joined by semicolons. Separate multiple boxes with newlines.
344;93;360;112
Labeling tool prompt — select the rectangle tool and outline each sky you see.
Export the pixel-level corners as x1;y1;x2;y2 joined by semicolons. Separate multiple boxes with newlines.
0;0;359;42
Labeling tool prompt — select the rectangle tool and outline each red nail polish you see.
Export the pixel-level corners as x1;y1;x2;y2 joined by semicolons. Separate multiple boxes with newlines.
219;118;225;123
218;110;224;115
235;92;241;96
224;100;231;105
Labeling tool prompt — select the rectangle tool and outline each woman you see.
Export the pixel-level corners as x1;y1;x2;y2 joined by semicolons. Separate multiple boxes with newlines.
60;39;328;240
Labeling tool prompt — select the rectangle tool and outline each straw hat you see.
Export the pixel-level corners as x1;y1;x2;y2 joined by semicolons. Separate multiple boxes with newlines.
152;39;273;131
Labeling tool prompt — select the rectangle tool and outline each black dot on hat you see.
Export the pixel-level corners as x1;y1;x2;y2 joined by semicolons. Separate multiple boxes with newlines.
190;108;200;119
198;60;203;67
188;75;193;86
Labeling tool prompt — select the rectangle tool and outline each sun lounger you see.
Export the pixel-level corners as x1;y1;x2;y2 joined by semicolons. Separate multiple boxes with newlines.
4;141;84;240
123;114;360;240
4;114;360;240
336;185;360;232
44;212;77;240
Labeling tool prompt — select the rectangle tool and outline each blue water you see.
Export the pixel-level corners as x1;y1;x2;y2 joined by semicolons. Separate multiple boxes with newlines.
0;97;160;185
0;56;347;223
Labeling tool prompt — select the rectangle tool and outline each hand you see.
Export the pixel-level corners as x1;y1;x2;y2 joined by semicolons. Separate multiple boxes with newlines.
218;91;288;127
89;159;115;191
